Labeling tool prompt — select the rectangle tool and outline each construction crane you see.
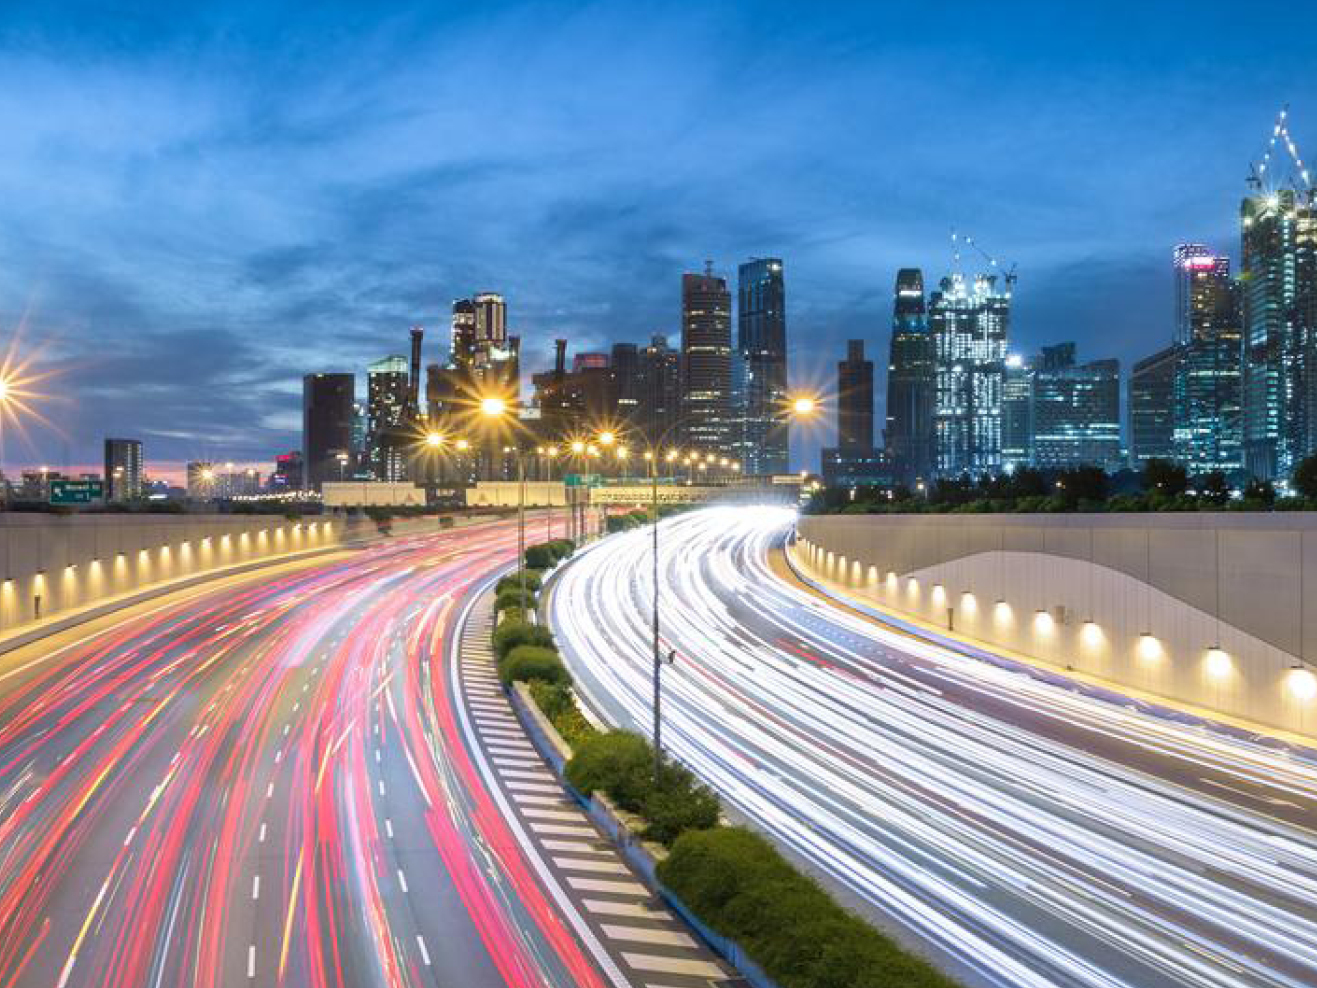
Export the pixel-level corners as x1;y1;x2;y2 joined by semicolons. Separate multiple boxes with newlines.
1248;105;1313;196
950;229;1018;291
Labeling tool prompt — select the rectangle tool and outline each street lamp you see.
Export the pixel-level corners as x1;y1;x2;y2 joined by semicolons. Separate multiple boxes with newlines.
481;397;528;610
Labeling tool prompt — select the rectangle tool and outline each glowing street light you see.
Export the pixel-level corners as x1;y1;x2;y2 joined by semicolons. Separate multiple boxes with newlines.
480;396;508;417
791;396;819;416
425;431;444;447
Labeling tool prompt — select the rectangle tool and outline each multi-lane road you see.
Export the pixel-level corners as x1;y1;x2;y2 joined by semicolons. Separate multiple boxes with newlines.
0;520;631;988
549;506;1317;988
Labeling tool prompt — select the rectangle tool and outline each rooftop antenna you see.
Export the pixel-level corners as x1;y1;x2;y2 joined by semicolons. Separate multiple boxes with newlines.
703;258;714;277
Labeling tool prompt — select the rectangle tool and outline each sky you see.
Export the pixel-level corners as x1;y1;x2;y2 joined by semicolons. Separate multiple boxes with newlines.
0;0;1313;478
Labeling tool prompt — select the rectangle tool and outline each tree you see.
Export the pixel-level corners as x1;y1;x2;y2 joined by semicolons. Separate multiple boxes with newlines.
1196;471;1231;506
1143;458;1188;497
1243;478;1277;505
1294;454;1317;501
1057;465;1109;506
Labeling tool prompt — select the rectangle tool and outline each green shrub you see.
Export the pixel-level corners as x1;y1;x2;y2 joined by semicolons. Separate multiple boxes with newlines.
640;762;721;845
498;645;570;685
658;827;959;988
496;569;543;595
525;543;556;569
565;730;653;807
492;617;555;661
494;586;537;614
528;681;598;749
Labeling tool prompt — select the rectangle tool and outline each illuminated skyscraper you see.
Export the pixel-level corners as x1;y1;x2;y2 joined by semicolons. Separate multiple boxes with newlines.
929;272;1010;476
103;438;143;502
1171;245;1243;473
1000;354;1034;471
884;269;935;485
681;267;734;452
1240;188;1317;479
1030;344;1121;471
736;258;788;475
367;356;410;481
639;334;682;443
1130;346;1179;467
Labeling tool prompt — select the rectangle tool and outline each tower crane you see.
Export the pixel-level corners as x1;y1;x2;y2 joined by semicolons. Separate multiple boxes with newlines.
950;229;1018;291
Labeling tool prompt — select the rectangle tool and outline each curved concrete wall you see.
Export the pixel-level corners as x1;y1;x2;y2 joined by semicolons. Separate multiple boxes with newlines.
794;513;1317;740
0;514;344;632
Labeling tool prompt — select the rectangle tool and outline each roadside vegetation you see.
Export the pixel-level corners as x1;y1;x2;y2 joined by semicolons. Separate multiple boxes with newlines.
808;455;1317;515
489;535;964;988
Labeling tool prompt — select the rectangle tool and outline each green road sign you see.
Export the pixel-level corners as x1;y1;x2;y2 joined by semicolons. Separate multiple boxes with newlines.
50;479;104;504
564;474;601;488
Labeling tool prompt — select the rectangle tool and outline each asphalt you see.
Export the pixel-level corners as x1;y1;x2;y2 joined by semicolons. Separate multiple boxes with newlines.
0;520;698;988
547;506;1317;988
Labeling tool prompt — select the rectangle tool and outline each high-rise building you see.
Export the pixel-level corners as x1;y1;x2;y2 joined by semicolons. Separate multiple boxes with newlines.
1130;346;1179;467
610;342;642;430
302;373;355;490
822;339;889;487
836;339;874;449
366;356;411;481
737;258;788;475
1029;344;1122;471
1171;245;1243;474
681;268;734;452
639;334;682;444
1240;188;1317;479
930;272;1010;476
270;451;303;491
103;438;143;502
1000;355;1034;471
474;292;507;344
451;298;478;371
884;268;936;485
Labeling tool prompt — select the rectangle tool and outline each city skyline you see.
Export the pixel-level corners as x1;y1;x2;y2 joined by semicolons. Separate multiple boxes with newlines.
0;2;1312;471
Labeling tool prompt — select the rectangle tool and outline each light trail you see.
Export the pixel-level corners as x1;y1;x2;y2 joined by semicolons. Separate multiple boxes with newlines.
0;521;612;987
549;506;1317;988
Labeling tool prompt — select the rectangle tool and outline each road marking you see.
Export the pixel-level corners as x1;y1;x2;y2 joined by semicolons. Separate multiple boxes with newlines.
621;953;726;978
397;869;409;893
416;935;431;966
247;945;256;979
385;818;394;839
554;856;630;874
252;875;260;900
258;822;267;843
582;899;665;919
566;876;649;896
602;925;697;948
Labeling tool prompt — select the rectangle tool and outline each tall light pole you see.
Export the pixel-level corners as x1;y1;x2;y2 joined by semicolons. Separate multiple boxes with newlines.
480;397;527;607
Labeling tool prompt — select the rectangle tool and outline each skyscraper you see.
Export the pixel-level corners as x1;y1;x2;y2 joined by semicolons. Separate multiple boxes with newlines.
1171;245;1243;473
884;268;936;485
447;292;521;424
822;340;889;488
836;339;874;449
639;333;682;444
737;258;788;475
1030;344;1122;471
302;373;355;490
1240;188;1317;479
103;438;143;502
929;272;1010;476
1130;346;1179;467
681;268;734;452
610;342;642;430
366;356;410;481
1000;354;1034;471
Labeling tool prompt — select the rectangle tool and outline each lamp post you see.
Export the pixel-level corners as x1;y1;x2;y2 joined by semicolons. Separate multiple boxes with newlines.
480;397;528;608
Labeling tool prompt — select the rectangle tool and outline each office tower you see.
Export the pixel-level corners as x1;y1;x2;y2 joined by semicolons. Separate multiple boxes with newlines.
302;373;355;490
103;438;143;502
1241;188;1317;479
884;268;936;484
1001;355;1034;471
822;339;889;487
1131;346;1179;467
1170;245;1243;473
837;339;874;448
1030;343;1122;471
681;268;734;452
474;292;506;344
451;298;478;370
930;272;1010;476
639;334;682;444
270;451;303;491
737;258;789;475
610;342;642;430
407;326;424;418
530;344;613;443
366;356;410;481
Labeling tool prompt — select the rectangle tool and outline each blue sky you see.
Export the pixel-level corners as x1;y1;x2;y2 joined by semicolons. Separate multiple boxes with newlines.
0;1;1312;476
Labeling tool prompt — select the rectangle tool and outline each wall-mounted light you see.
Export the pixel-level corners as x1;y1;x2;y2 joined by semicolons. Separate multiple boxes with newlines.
1205;647;1232;679
1287;665;1317;702
1138;633;1162;660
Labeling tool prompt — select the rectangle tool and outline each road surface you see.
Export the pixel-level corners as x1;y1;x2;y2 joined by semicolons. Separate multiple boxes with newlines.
0;520;628;988
548;506;1317;988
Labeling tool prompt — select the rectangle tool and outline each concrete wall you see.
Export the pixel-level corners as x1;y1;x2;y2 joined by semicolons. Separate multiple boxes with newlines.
0;513;343;631
794;513;1317;739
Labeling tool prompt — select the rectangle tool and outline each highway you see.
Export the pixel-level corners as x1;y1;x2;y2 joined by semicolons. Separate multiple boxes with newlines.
548;506;1317;988
0;519;625;988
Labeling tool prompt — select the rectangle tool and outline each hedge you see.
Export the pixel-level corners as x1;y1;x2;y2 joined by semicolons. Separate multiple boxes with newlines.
494;586;538;614
528;681;598;749
525;538;576;570
499;645;571;686
658;828;959;988
496;569;543;596
492;616;555;661
565;730;720;846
